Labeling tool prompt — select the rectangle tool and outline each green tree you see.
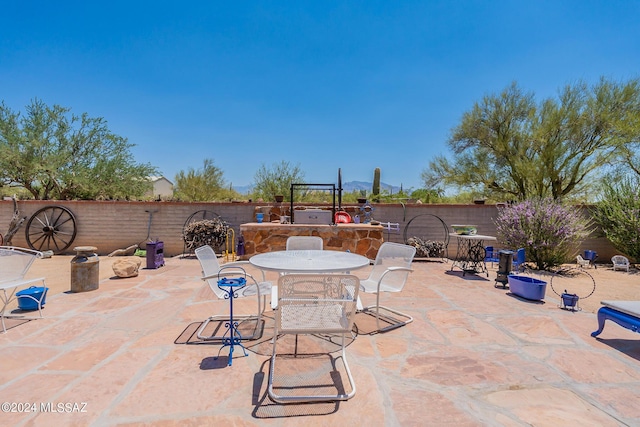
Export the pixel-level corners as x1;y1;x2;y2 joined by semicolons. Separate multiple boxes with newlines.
0;99;157;200
591;177;640;262
423;78;640;201
252;161;305;202
174;158;237;201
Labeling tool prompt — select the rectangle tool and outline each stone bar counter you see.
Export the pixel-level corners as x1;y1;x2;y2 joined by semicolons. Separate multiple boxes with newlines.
238;222;384;260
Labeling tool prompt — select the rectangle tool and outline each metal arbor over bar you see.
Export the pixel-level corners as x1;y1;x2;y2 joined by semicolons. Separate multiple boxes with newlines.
288;168;344;224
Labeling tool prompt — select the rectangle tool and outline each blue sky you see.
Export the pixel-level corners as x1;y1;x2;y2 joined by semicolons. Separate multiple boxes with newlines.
2;1;639;191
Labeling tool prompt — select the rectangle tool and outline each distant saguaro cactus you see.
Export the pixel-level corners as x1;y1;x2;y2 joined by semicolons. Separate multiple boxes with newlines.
372;167;381;202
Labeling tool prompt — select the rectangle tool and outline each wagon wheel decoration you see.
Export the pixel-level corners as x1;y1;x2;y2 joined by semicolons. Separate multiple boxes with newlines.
25;205;77;253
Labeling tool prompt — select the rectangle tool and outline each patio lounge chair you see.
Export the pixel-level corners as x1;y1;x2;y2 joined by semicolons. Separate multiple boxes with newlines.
611;255;630;272
268;273;359;403
576;255;591;269
194;245;272;341
0;246;47;333
357;242;416;333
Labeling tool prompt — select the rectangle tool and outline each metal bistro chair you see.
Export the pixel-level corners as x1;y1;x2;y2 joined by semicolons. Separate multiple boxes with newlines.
194;245;272;341
357;242;416;333
584;250;598;269
0;246;47;333
511;248;526;273
268;236;327;307
484;246;500;268
285;236;323;251
268;273;360;403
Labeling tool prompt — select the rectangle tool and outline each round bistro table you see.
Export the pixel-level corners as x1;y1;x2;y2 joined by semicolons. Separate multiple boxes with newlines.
249;250;370;273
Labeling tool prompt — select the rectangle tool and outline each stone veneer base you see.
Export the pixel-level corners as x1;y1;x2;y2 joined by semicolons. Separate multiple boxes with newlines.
239;223;384;259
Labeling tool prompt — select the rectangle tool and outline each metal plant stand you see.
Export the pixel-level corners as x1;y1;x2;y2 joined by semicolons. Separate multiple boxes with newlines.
215;276;249;366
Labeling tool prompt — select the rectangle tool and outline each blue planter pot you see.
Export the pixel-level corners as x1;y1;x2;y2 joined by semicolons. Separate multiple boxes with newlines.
16;286;49;311
507;275;547;301
561;292;579;309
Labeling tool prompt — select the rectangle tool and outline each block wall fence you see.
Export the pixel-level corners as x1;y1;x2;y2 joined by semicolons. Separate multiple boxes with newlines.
0;200;617;261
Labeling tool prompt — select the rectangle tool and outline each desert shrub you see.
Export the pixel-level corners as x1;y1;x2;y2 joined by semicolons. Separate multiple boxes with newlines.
494;198;591;270
591;178;640;262
183;218;230;251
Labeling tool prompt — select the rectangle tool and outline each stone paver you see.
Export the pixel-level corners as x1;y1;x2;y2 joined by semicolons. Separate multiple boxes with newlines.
0;256;639;426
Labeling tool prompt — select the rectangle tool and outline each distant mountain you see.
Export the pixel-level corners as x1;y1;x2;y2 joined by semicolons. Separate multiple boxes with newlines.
232;181;400;195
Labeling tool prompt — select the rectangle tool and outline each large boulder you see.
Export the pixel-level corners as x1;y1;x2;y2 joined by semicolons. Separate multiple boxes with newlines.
112;257;142;278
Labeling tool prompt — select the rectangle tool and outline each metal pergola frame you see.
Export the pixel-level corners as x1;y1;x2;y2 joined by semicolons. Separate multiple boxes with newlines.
289;183;338;224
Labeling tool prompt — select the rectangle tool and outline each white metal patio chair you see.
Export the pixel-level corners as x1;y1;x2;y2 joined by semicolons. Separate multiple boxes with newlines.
0;246;47;333
357;242;416;333
611;255;630;272
285;236;323;251
269;235;326;307
195;245;272;341
268;273;359;403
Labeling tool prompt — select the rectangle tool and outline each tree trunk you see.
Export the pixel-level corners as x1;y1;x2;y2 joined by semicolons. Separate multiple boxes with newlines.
4;197;26;246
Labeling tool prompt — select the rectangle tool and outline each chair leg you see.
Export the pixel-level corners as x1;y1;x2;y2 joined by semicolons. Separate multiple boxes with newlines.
1;287;46;333
360;293;413;332
361;305;414;333
267;331;356;403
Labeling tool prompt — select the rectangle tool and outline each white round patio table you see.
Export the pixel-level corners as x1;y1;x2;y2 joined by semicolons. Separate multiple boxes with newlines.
249;250;370;273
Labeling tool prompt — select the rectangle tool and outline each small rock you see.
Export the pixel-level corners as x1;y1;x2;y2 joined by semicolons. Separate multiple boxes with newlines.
112;257;142;278
41;250;54;259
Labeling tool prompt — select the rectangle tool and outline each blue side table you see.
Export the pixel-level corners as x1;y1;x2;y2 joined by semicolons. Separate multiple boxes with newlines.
216;276;249;366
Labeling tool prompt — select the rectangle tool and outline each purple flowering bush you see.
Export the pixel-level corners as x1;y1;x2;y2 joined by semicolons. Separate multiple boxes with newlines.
494;198;592;270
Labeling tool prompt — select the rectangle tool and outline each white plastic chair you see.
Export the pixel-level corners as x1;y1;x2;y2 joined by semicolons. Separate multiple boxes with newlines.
285;236;323;251
195;245;272;341
358;242;416;333
268;273;359;403
611;255;630;272
0;246;47;333
576;255;591;269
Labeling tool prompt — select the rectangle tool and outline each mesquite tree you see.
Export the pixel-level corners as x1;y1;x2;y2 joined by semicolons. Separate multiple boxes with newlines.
423;78;640;201
0;99;157;200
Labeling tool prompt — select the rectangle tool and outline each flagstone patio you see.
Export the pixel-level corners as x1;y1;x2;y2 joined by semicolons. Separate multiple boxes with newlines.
1;255;639;426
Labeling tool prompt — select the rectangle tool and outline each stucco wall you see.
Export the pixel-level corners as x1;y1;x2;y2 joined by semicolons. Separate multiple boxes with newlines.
0;200;618;261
